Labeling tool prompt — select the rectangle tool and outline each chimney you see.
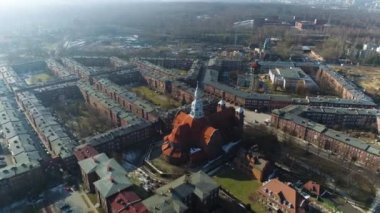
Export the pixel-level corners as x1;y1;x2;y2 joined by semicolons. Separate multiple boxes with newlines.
92;157;98;163
109;176;115;183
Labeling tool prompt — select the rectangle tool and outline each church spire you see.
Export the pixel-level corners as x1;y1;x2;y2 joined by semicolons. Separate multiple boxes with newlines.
190;82;204;119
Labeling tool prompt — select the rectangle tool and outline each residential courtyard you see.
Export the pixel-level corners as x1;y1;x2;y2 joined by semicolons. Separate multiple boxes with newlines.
131;86;181;110
24;71;57;85
47;98;115;139
213;166;265;213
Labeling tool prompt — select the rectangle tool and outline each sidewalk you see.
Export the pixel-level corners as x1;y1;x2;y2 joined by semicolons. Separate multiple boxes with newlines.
77;189;99;213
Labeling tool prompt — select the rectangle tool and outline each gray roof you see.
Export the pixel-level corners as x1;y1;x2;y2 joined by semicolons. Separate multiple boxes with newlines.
78;80;145;120
16;91;77;159
0;162;40;180
78;153;109;174
83;121;150;147
78;153;132;198
143;171;218;212
156;171;219;201
0;95;42;166
274;105;380;156
324;129;370;151
142;194;188;213
93;172;132;198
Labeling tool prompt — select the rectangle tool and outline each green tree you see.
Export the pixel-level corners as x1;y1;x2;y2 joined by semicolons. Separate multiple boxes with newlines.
318;38;345;61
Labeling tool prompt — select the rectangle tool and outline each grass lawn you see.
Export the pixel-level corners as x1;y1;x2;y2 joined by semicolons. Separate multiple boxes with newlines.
25;72;56;85
86;193;105;213
173;69;188;76
131;86;181;110
87;193;97;205
319;198;343;213
50;99;114;139
150;157;185;177
213;166;265;213
81;194;91;208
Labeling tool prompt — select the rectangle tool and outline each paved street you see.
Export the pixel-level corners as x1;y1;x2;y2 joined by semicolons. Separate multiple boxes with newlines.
225;102;271;124
369;189;380;213
43;184;98;213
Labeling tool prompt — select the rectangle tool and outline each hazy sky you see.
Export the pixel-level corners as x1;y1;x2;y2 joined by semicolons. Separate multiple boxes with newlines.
0;0;249;8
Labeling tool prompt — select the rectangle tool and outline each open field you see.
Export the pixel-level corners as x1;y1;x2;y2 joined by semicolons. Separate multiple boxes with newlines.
49;99;114;139
213;166;265;213
24;71;56;85
334;65;380;102
131;86;181;110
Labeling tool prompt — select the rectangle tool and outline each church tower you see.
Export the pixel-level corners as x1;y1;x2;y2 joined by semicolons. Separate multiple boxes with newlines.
235;106;245;127
190;82;204;119
217;99;226;112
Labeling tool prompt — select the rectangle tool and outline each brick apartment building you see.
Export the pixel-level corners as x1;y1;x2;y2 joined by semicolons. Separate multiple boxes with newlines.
78;81;144;127
0;94;45;206
203;67;375;112
82;122;154;155
92;78;160;123
16;91;77;168
316;65;373;102
131;59;199;104
271;105;380;172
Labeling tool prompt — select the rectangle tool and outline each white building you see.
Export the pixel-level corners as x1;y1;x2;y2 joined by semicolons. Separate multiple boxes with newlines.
269;67;318;92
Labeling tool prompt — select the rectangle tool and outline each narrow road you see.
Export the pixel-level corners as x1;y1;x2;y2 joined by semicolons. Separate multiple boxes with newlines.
368;189;380;213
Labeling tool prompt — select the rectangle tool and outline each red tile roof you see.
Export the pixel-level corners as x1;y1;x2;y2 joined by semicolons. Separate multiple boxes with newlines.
162;106;241;162
108;190;148;213
202;127;217;145
74;144;98;161
258;179;303;213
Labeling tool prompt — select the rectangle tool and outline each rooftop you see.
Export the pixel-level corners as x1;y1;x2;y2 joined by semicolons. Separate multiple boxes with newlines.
109;190;147;213
143;171;218;212
74;144;99;161
78;153;133;198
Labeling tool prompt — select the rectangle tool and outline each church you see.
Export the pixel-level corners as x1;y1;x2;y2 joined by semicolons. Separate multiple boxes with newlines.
162;83;245;165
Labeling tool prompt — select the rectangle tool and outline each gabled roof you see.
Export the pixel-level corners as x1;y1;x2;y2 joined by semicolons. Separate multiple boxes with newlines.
156;171;219;201
109;190;147;213
142;194;188;213
93;172;132;199
79;152;132;199
78;153;109;174
258;179;301;211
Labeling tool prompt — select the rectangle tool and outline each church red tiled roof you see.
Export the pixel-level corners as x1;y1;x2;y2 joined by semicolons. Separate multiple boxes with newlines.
202;127;217;145
162;85;243;164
